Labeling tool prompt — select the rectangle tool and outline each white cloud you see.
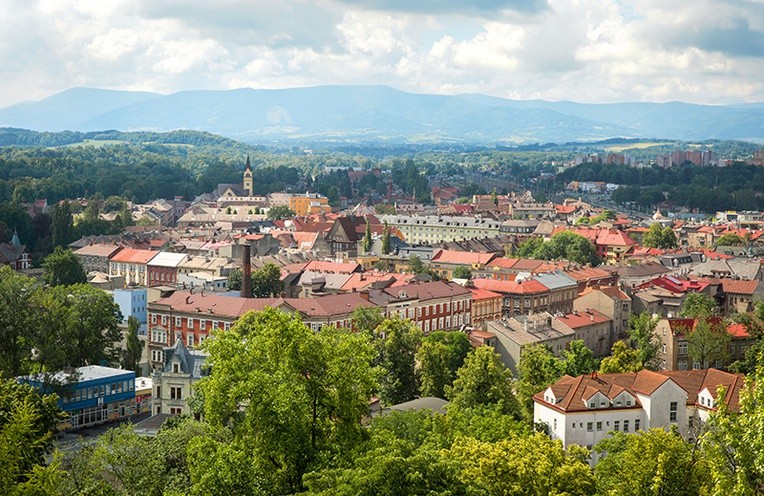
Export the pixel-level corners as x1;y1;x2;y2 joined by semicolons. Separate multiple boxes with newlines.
0;0;763;107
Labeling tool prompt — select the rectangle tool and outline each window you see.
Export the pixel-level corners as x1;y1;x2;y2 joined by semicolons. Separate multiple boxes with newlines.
626;400;632;406
161;315;167;325
670;401;678;422
224;322;231;331
596;421;602;431
187;334;194;347
173;362;180;373
662;343;667;353
614;420;620;431
623;420;629;432
635;419;640;431
678;342;688;355
587;422;593;432
553;419;557;431
151;314;157;324
187;317;193;329
201;320;206;330
156;386;161;398
175;316;182;328
170;387;182;400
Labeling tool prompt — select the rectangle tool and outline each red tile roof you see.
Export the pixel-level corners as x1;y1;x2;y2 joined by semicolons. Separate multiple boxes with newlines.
468;288;503;301
727;323;751;339
472;278;549;295
431;249;497;266
109;248;158;264
487;258;519;269
556;309;611;329
721;279;758;295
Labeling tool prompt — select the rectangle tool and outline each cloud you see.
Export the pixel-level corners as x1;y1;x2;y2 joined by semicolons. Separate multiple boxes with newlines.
1;0;764;107
332;0;548;16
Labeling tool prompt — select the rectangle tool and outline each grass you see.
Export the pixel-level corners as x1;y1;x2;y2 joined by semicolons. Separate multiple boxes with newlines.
603;142;667;152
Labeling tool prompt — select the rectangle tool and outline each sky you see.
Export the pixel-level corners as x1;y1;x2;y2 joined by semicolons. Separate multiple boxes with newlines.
1;0;764;107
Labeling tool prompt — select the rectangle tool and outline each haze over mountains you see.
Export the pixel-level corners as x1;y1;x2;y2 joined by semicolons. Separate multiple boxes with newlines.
1;86;763;145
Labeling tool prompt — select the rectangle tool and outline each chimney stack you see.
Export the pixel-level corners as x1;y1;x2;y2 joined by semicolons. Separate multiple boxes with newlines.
241;244;252;298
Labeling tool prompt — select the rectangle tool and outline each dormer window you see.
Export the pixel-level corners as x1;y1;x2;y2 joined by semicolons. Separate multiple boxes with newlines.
589;402;596;408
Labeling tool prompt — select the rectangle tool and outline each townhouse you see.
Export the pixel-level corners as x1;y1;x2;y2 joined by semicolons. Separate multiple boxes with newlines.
428;249;498;280
368;280;473;334
574;286;632;341
74;243;123;273
147;251;188;287
379;214;502;245
471;277;551;316
109;248;159;286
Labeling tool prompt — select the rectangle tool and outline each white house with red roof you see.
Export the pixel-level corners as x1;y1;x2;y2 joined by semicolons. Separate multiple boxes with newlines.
534;368;744;455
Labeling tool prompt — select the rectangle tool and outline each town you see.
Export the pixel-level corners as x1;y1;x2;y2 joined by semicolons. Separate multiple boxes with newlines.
3;144;764;493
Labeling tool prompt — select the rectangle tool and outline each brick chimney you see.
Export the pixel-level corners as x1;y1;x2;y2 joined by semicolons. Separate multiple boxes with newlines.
241;244;252;298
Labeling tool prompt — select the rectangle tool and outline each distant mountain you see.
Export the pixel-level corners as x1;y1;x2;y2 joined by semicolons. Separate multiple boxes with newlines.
0;86;762;144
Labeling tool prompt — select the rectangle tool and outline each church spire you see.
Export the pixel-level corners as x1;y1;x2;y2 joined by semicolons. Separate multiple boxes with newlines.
243;155;253;197
245;155;251;171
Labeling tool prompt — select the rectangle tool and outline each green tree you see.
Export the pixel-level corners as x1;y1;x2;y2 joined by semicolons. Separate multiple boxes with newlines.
628;312;660;370
417;335;470;401
642;223;678;249
376;317;422;405
267;205;295;220
447;434;594;495
408;254;425;274
42;247;86;286
515;237;544;258
687;318;731;369
32;284;122;370
0;267;38;377
452;266;472;279
702;362;764;495
681;292;718;318
50;201;74;248
226;268;242;291
599;341;643;374
417;340;451;399
197;308;378;493
0;379;65;493
730;302;764;373
536;231;600;266
121;316;144;376
594;429;708;496
715;233;746;246
381;221;391;255
447;346;520;417
250;262;283;297
561;339;599;377
516;343;564;417
351;305;384;336
362;217;372;254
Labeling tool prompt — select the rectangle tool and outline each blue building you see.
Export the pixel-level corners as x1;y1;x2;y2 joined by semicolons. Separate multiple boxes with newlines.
113;288;148;324
21;365;136;430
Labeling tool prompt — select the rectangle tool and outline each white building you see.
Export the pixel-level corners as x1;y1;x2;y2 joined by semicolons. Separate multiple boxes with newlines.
534;368;744;456
152;340;208;416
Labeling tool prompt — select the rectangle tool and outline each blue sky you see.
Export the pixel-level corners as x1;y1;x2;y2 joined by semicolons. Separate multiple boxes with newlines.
1;0;763;107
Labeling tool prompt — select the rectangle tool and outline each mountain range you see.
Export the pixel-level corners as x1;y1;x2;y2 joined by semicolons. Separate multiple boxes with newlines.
1;86;763;145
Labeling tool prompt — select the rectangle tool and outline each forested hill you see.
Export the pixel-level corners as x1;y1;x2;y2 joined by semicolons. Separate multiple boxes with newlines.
0;127;245;148
3;86;764;144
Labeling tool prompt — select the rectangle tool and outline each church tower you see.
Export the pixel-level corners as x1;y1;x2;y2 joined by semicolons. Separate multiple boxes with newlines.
243;155;253;197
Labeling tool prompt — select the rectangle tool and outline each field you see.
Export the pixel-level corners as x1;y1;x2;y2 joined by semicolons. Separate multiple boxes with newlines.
603;142;667;152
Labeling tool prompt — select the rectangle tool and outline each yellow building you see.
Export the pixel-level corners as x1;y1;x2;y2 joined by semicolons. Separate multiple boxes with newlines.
289;193;331;216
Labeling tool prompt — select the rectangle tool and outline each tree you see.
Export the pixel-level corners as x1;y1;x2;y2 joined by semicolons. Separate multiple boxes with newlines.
417;341;452;399
702;362;764;495
42;246;86;286
0;267;38;377
715;233;745;246
381;221;391;255
362;217;372;254
226;268;242;291
452;266;472;279
376;317;422;405
250;262;283;297
681;292;718;319
515;237;544;258
628;312;660;370
50;200;74;248
417;331;472;399
561;340;599;377
447;346;520;417
447;434;594;495
267;205;295;220
351;305;384;335
517;231;600;266
408;254;425;274
0;379;65;492
516;343;564;417
197;308;378;493
121;316;144;376
599;341;643;374
32;284;122;371
594;429;708;496
687;318;731;369
642;223;678;249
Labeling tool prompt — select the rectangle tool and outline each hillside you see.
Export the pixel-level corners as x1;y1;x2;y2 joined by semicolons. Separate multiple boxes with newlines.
1;86;763;144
